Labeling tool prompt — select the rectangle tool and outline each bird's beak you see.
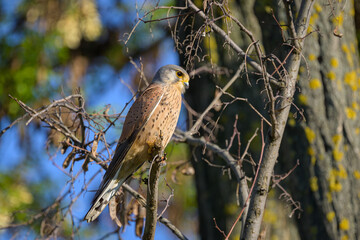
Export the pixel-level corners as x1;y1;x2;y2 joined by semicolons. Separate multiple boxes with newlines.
182;79;189;89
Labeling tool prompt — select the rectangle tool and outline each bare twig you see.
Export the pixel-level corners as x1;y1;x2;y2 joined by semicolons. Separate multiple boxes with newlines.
157;183;174;220
218;89;272;127
189;62;245;134
175;129;249;220
0;110;29;137
213;218;226;238
272;160;302;218
225;120;265;239
187;0;284;88
122;182;188;240
25;94;83;126
9;95;82;144
240;129;259;162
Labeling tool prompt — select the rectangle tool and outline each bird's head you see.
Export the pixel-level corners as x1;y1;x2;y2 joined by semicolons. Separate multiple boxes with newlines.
152;65;190;93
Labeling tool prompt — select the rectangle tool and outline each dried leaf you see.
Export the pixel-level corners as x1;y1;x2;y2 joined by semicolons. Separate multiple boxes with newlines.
203;0;207;12
109;189;125;228
132;201;139;216
91;133;100;157
181;166;195;176
82;133;100;172
82;154;91;172
258;226;267;240
62;147;76;169
82;133;101;172
60;138;70;154
135;204;146;237
171;169;178;183
333;26;343;38
213;89;222;111
126;198;139;224
103;105;112;124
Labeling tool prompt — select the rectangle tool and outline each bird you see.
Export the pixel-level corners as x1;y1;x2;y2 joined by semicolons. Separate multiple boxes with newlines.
84;64;189;222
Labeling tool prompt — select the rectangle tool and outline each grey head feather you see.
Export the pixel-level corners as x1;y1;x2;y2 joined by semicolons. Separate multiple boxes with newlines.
152;64;188;84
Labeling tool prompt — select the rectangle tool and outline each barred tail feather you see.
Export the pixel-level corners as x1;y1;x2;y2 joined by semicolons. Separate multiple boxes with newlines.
84;178;125;222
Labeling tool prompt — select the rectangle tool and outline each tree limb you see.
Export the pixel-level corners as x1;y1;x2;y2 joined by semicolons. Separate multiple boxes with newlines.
240;1;314;239
175;129;250;228
143;157;164;240
187;0;284;88
122;182;189;240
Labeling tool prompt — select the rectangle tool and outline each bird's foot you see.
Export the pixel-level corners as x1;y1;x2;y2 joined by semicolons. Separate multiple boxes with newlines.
157;152;167;166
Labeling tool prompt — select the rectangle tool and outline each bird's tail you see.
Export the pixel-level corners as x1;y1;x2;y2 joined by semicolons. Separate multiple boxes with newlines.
84;178;125;222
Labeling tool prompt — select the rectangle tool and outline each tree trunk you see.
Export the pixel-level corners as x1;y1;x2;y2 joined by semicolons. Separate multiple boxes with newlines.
177;0;360;239
282;1;360;239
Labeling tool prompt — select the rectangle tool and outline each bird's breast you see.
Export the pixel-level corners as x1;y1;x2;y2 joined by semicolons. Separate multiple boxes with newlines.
139;87;181;152
116;85;182;180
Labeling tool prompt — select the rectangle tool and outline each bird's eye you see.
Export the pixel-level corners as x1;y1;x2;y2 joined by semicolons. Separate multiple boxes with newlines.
176;71;184;78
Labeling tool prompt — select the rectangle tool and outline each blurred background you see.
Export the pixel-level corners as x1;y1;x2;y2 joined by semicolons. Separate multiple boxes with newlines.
1;0;360;239
0;0;195;239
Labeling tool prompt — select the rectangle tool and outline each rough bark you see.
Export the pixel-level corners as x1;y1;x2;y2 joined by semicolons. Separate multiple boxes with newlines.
282;0;360;239
143;159;163;240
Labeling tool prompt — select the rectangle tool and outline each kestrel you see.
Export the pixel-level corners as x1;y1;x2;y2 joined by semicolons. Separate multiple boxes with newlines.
85;64;189;222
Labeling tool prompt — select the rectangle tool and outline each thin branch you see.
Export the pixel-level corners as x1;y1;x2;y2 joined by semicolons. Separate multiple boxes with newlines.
283;0;300;50
25;94;83;126
98;159;188;240
187;0;284;88
9;95;82;144
272;160;302;218
102;164;189;240
157;217;188;240
218;89;272;127
157;183;174;220
240;129;259;162
189;62;245;134
143;156;164;240
175;129;249;214
213;218;226;238
139;10;197;23
225;120;265;240
0;111;30;137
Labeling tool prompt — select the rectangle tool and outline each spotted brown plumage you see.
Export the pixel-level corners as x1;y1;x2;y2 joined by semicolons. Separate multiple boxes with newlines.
84;65;189;222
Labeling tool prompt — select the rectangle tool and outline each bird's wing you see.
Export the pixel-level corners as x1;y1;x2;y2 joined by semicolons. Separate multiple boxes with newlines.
93;83;165;199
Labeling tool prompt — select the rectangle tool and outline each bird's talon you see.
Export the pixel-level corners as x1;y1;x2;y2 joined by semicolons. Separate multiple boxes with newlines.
159;160;166;167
